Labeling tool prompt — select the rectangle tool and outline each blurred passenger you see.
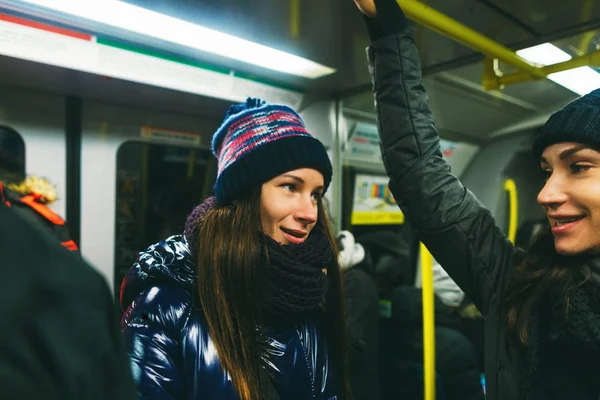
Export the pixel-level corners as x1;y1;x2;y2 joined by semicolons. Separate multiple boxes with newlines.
0;200;136;400
355;0;600;398
0;133;77;251
353;229;482;400
120;98;350;400
0;177;78;252
337;230;380;400
417;250;486;375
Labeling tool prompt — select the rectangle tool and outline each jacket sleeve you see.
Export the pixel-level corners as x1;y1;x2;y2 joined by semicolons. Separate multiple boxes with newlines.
367;30;519;314
121;285;189;400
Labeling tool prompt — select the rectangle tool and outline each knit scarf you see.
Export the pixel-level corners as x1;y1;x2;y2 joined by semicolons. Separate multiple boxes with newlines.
257;231;331;324
184;197;331;323
521;259;600;399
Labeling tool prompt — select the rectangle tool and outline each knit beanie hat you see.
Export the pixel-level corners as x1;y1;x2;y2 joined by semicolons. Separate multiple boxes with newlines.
533;88;600;161
212;98;332;204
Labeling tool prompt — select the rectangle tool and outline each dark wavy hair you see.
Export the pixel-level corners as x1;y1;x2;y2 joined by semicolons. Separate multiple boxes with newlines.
502;226;590;344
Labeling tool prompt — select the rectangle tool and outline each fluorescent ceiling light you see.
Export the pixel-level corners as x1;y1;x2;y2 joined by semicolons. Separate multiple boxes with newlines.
516;43;571;65
517;43;600;96
17;0;335;79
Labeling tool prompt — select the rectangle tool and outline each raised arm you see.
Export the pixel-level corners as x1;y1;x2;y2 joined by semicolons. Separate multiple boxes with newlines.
359;0;520;313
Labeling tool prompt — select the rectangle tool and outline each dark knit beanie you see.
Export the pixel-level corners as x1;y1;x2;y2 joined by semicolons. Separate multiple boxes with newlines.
533;89;600;161
212;97;332;204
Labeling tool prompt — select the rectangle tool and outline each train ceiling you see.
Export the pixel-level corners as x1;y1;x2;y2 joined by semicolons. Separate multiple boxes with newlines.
0;0;598;142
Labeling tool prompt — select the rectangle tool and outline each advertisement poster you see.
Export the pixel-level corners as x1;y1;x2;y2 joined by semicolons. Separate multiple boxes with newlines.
351;174;404;225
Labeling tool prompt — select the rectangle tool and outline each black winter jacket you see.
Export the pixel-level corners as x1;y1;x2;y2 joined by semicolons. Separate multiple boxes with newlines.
367;30;524;400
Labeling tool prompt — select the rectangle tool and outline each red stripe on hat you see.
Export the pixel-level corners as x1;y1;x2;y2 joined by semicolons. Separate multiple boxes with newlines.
219;127;309;171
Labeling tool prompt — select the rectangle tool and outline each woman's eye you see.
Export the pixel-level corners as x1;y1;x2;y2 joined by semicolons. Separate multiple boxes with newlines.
282;183;296;192
571;163;592;174
311;192;323;201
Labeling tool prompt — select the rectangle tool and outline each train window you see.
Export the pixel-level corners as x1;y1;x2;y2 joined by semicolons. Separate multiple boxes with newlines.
114;141;216;293
0;126;26;183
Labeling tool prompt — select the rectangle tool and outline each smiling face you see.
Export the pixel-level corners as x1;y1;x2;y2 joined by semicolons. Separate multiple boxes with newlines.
538;142;600;255
260;168;324;245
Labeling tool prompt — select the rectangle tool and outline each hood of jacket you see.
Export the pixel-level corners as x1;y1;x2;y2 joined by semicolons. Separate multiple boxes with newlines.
119;235;196;312
120;196;217;312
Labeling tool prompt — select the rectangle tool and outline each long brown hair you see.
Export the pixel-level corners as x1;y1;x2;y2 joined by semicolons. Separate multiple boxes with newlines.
502;226;590;345
195;187;350;400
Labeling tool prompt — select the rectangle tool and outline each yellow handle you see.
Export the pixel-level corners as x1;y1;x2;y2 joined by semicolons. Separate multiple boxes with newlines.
290;0;300;38
504;178;518;244
420;242;436;400
396;0;544;79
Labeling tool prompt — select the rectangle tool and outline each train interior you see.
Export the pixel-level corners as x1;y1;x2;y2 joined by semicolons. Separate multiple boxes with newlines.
0;0;599;398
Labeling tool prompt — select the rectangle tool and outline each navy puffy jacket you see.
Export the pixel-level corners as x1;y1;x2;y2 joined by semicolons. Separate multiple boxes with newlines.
120;235;340;399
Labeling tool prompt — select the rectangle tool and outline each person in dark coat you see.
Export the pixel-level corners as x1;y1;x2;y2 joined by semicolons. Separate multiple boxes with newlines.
120;98;350;400
353;228;482;400
0;180;78;252
0;200;135;400
354;0;600;398
337;230;380;400
0;130;78;252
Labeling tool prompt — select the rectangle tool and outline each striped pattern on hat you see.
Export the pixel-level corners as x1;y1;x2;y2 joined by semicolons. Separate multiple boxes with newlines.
213;105;312;177
210;98;332;203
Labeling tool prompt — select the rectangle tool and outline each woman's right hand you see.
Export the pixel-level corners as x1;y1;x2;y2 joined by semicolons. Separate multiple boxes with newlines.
354;0;377;17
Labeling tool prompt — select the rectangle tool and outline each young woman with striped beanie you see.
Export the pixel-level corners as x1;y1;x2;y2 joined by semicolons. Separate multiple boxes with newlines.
120;98;350;400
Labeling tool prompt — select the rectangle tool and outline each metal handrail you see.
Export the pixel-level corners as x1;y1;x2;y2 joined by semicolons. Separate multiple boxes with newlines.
504;178;518;244
420;242;436;400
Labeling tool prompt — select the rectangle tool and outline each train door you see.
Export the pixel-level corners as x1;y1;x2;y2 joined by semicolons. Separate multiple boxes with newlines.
80;100;221;295
0;85;66;216
460;131;546;248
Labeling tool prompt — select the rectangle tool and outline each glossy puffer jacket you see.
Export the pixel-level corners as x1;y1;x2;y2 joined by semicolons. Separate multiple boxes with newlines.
120;235;339;400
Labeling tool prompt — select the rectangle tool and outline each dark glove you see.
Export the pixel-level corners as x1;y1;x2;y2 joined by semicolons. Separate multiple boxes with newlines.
364;0;410;42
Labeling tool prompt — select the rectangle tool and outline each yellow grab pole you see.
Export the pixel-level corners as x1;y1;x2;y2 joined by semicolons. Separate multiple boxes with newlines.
504;179;518;244
420;242;436;400
397;0;545;79
579;0;595;55
290;0;300;38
